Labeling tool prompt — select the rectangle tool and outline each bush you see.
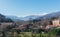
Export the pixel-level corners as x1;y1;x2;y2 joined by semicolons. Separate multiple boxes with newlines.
24;35;30;37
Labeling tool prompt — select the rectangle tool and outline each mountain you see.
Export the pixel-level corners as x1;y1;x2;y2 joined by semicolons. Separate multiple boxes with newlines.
6;16;20;19
0;14;13;22
42;12;60;19
22;12;60;21
6;11;60;21
6;15;23;21
20;15;40;21
6;15;40;21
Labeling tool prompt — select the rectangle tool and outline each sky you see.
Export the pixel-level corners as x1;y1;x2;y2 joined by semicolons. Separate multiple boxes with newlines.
0;0;60;17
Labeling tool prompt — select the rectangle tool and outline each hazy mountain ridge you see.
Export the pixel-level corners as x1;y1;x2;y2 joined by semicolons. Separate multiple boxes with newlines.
6;12;60;21
42;12;60;19
6;15;40;21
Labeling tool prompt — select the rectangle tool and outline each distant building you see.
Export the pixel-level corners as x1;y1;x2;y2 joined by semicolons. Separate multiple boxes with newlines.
52;19;60;27
46;19;60;29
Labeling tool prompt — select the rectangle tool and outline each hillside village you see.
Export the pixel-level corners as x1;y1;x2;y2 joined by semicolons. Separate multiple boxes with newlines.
0;13;60;37
2;12;60;31
12;18;60;30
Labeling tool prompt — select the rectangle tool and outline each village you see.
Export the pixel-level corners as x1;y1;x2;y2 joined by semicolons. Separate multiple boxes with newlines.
0;17;60;37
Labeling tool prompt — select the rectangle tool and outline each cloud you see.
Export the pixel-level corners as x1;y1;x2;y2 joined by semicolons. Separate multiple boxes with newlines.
30;13;48;16
21;13;49;17
40;13;48;16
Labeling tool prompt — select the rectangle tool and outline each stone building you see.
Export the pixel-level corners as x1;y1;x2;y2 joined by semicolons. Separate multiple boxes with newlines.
52;19;60;27
46;19;60;29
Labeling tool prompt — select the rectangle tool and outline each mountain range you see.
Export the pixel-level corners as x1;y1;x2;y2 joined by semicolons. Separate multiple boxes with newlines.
6;12;60;21
6;15;40;21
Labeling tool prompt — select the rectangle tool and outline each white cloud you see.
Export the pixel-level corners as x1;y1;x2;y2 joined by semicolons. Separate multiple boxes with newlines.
30;13;48;16
21;13;49;17
39;13;48;16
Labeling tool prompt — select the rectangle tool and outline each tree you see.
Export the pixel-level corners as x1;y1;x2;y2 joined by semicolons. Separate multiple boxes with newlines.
0;23;17;37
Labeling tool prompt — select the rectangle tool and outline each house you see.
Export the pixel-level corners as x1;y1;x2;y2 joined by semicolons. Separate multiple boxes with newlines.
46;19;60;29
52;19;60;27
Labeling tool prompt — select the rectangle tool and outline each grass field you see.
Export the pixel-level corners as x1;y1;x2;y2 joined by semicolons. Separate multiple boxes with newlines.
0;32;55;37
0;28;60;37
